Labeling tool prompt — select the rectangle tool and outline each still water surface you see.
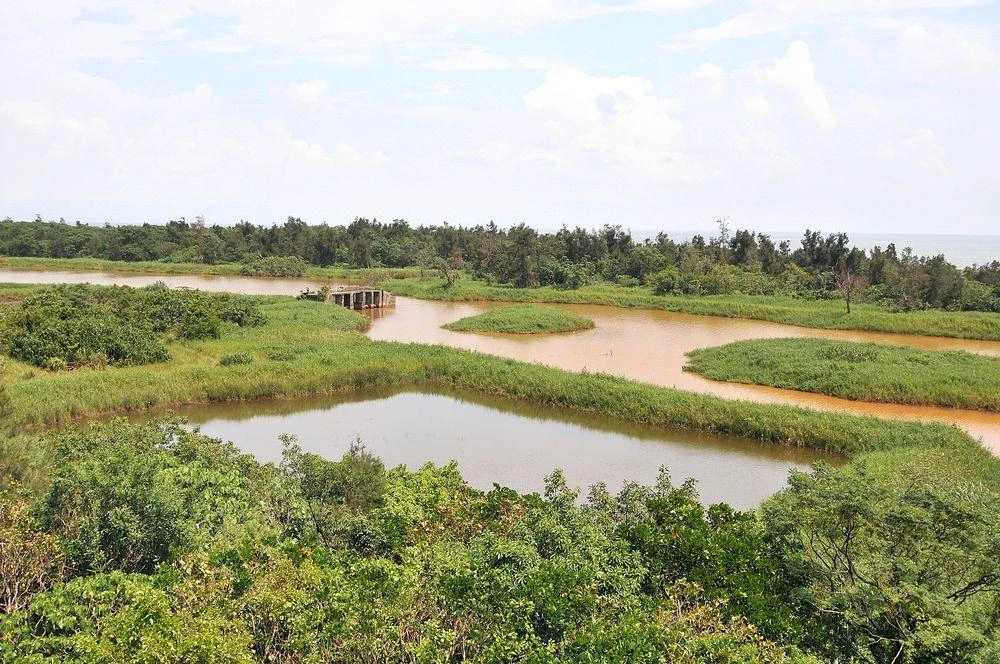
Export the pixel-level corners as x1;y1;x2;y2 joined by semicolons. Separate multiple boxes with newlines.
153;387;839;508
4;268;998;453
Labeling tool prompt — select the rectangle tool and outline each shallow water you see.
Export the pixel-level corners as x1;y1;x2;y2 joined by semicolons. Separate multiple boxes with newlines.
4;268;998;453
146;387;840;508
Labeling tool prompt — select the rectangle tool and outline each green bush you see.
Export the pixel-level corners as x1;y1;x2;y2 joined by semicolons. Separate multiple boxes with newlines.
241;256;308;277
218;353;254;366
0;285;264;370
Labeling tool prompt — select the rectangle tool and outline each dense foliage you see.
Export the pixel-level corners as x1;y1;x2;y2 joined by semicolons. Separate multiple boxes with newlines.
0;420;995;661
240;255;308;277
3;217;998;312
0;284;265;369
443;305;596;334
686;338;1000;410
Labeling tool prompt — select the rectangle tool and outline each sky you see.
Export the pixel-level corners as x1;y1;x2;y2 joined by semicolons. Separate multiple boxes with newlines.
0;1;998;235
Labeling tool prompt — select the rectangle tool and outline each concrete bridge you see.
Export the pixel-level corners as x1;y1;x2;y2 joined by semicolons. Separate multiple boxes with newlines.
325;287;395;309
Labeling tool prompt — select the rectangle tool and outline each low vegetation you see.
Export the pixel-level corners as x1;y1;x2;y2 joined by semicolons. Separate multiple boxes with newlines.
443;304;595;334
0;284;264;370
240;255;308;277
685;338;1000;411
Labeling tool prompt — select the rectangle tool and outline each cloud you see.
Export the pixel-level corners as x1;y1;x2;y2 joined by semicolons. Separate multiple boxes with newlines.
901;128;947;173
742;94;775;116
424;46;557;71
663;0;991;48
899;23;996;77
755;42;836;130
684;63;726;97
286;80;333;107
521;66;703;182
731;130;801;174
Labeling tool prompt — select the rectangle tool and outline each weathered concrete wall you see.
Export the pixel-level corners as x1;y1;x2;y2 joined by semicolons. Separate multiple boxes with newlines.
324;288;395;309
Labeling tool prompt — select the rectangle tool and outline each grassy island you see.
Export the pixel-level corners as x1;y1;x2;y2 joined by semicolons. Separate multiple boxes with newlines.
686;338;1000;411
443;304;595;334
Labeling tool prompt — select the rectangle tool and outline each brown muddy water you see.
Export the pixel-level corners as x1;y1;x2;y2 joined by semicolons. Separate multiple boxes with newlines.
142;386;840;508
366;299;1000;453
4;269;999;454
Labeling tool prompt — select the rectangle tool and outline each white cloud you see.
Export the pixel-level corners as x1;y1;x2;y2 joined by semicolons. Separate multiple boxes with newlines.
664;0;992;48
901;128;947;173
521;66;703;182
900;23;995;77
287;80;333;107
756;42;836;130
684;63;726;97
731;130;801;174
424;46;557;71
742;93;774;116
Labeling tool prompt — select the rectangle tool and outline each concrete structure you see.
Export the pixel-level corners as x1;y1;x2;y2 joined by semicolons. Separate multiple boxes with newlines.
325;286;395;309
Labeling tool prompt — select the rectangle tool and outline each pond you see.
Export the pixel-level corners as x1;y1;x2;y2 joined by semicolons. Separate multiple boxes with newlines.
147;386;841;509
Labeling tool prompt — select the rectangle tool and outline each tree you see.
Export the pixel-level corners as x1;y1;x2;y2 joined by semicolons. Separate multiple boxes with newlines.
835;255;857;314
762;463;1000;662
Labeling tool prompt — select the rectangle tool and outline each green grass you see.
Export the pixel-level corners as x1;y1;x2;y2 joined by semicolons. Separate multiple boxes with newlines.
384;277;1000;341
0;283;983;459
443;304;595;334
685;338;1000;411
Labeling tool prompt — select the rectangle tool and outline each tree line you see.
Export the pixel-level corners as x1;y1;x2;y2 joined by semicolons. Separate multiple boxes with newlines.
3;216;998;311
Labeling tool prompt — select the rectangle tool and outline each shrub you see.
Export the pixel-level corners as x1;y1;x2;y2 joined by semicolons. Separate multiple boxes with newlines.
219;353;254;366
0;285;264;370
652;266;681;295
241;256;308;277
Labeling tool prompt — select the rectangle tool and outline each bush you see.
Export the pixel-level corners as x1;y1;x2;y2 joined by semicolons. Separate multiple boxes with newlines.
651;266;681;295
0;385;11;420
241;256;308;277
219;353;254;366
0;285;264;370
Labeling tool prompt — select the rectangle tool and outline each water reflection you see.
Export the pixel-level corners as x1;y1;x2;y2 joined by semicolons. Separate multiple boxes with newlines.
147;386;841;509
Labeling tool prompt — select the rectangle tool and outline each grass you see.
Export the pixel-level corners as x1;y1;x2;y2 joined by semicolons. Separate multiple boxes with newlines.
3;257;998;340
443;304;595;334
685;339;1000;411
0;283;984;459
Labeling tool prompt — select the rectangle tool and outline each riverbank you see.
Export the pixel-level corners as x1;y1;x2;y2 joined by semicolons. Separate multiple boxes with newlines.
686;339;1000;411
3;257;998;340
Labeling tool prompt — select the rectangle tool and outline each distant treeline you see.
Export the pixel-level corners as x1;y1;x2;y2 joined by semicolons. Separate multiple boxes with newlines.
2;216;999;311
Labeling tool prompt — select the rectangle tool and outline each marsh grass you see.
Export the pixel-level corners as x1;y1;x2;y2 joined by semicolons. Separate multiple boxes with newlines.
443;304;595;334
685;338;1000;411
